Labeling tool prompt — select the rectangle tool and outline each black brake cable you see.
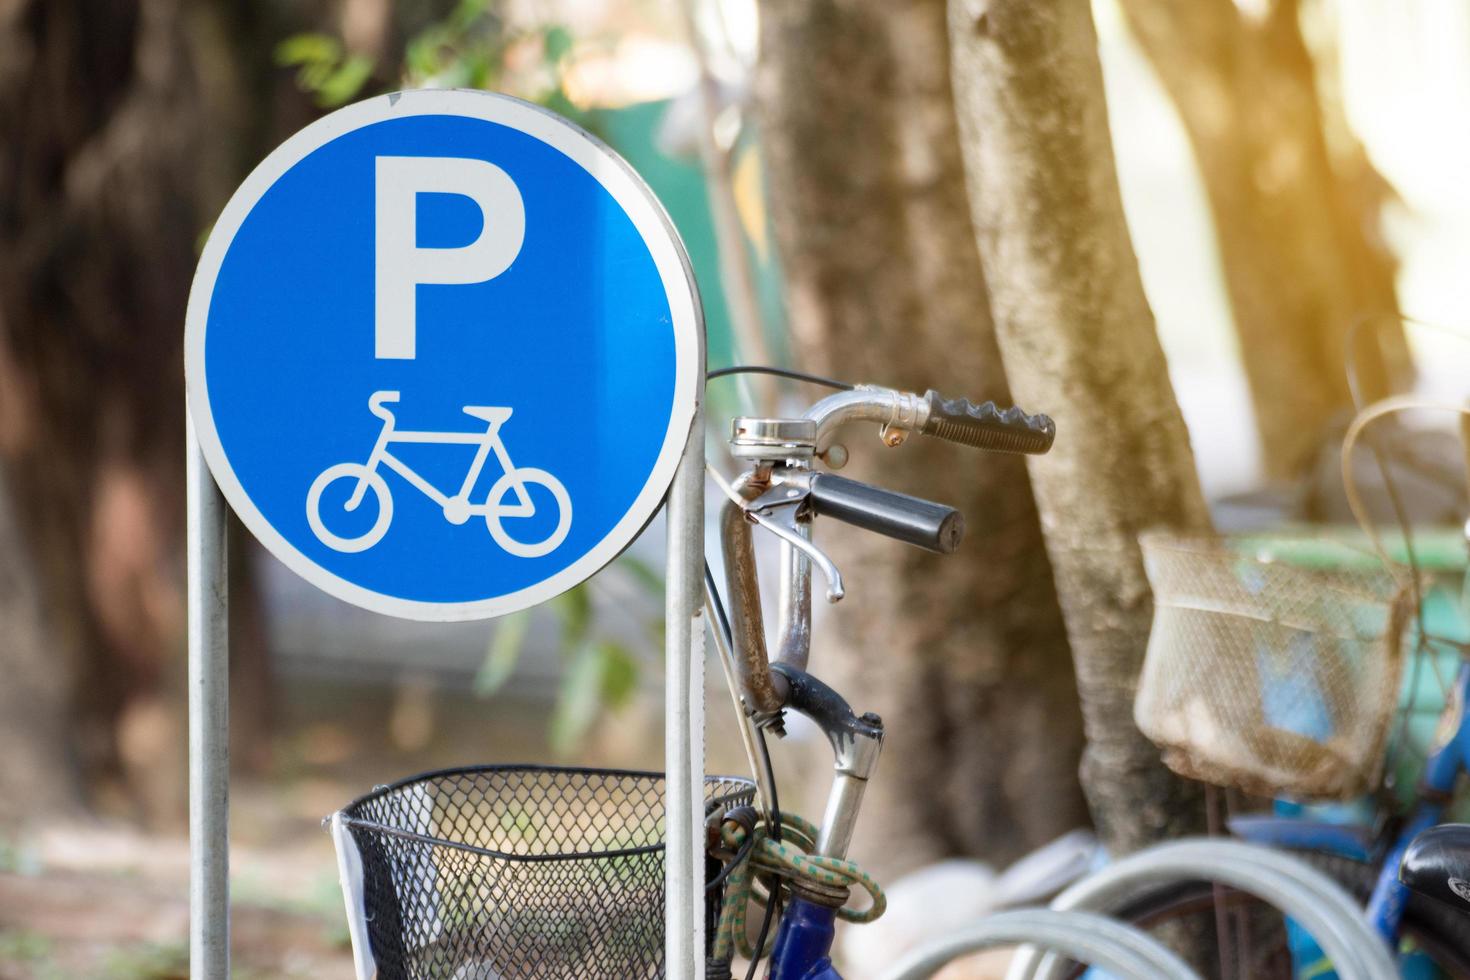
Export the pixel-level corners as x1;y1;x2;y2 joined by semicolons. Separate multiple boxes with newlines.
705;826;757;893
707;364;854;392
746;883;781;980
703;561;783;849
705;363;839;974
746;726;784;978
703;558;786;974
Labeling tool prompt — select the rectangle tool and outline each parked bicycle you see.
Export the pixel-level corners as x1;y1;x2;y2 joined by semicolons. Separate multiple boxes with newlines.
699;374;1058;979
306;389;571;557
328;371;1196;980
1107;394;1470;977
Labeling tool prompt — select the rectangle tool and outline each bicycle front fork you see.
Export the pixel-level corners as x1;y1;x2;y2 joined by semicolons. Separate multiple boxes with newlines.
767;898;843;980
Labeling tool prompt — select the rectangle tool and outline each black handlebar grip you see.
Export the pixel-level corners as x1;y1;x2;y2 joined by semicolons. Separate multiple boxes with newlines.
807;473;964;554
920;390;1055;454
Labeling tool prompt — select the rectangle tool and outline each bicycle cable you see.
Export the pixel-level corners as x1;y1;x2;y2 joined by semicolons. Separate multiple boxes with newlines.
741;736;782;980
707;364;854;391
705;361;887;977
712;809;885;968
705;563;885;977
703;557;786;976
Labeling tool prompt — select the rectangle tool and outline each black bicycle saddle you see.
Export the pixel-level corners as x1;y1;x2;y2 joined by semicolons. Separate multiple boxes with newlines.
1400;823;1470;913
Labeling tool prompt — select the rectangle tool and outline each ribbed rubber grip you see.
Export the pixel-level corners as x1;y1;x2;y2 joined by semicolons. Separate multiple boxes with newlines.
808;473;964;554
921;390;1055;455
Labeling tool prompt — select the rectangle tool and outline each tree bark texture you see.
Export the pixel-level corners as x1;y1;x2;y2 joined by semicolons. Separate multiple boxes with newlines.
1116;0;1405;478
947;0;1211;853
0;0;322;819
0;460;82;826
755;0;1089;876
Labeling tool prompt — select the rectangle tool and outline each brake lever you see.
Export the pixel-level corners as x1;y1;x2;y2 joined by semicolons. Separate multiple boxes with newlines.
744;482;845;603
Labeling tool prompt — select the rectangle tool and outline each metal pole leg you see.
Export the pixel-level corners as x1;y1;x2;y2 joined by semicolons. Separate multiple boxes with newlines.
188;414;230;978
665;404;706;980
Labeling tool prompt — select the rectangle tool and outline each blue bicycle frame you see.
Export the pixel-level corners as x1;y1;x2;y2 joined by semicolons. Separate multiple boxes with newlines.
1236;660;1470;948
766;899;843;980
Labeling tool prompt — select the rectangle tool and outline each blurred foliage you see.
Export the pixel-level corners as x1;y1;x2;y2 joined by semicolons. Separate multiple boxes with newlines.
278;1;648;752
0;931;58;979
100;941;188;980
230;867;354;951
277;0;581;120
477;556;664;755
0;834;41;875
275;33;375;108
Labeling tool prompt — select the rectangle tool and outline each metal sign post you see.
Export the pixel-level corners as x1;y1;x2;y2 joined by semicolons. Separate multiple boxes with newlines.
186;90;708;978
187;416;230;979
665;400;706;977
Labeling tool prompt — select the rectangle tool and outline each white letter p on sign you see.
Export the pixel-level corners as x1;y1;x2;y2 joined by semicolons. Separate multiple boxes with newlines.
375;156;525;360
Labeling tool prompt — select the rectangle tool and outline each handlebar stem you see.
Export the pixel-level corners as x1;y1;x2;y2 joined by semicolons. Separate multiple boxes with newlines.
720;384;930;720
804;385;927;451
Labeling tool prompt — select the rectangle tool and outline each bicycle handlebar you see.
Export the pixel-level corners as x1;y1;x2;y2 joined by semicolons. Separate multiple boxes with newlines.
920;390;1055;454
719;380;1053;719
801;384;1055;457
713;373;1056;873
808;473;964;554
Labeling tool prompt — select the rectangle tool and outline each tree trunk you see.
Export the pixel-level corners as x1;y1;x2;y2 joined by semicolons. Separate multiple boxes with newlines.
948;0;1210;853
754;0;1088;876
0;0;312;820
1116;0;1405;478
0;460;82;827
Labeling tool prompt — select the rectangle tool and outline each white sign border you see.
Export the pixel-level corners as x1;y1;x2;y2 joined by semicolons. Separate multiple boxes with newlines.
184;89;702;622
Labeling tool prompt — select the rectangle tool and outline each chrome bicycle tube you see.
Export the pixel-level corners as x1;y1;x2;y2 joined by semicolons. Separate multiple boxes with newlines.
776;530;813;678
804;385;928;452
720;472;827;715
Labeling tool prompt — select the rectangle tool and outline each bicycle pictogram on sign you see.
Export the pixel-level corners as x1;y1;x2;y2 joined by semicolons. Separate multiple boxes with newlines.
306;390;572;558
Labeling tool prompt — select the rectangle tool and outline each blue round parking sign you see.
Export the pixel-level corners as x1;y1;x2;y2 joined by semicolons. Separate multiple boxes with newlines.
185;90;701;620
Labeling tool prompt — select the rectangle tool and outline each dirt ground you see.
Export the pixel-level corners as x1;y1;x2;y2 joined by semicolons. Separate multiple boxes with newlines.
0;801;354;979
0;677;779;979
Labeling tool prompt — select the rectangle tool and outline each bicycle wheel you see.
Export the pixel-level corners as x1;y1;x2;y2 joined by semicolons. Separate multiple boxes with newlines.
307;462;393;552
1098;848;1470;979
484;467;572;558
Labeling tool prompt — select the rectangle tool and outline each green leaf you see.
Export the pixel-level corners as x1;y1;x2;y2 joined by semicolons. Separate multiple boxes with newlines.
550;644;602;755
404;36;441;80
303;63;336;93
542;25;574;66
461;49;494;90
615;554;665;598
435;59;474;89
597;641;640;709
315;54;375;107
548;585;592;649
275;33;341;68
475;610;530;697
451;0;492;33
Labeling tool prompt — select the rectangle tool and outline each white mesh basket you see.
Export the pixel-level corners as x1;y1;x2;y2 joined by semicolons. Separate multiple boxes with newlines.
1135;533;1412;801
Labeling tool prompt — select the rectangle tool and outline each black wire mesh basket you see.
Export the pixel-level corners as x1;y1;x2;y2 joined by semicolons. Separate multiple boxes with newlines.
332;765;754;979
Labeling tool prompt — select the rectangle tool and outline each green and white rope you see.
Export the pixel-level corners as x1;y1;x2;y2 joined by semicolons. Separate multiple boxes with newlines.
711;811;886;962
